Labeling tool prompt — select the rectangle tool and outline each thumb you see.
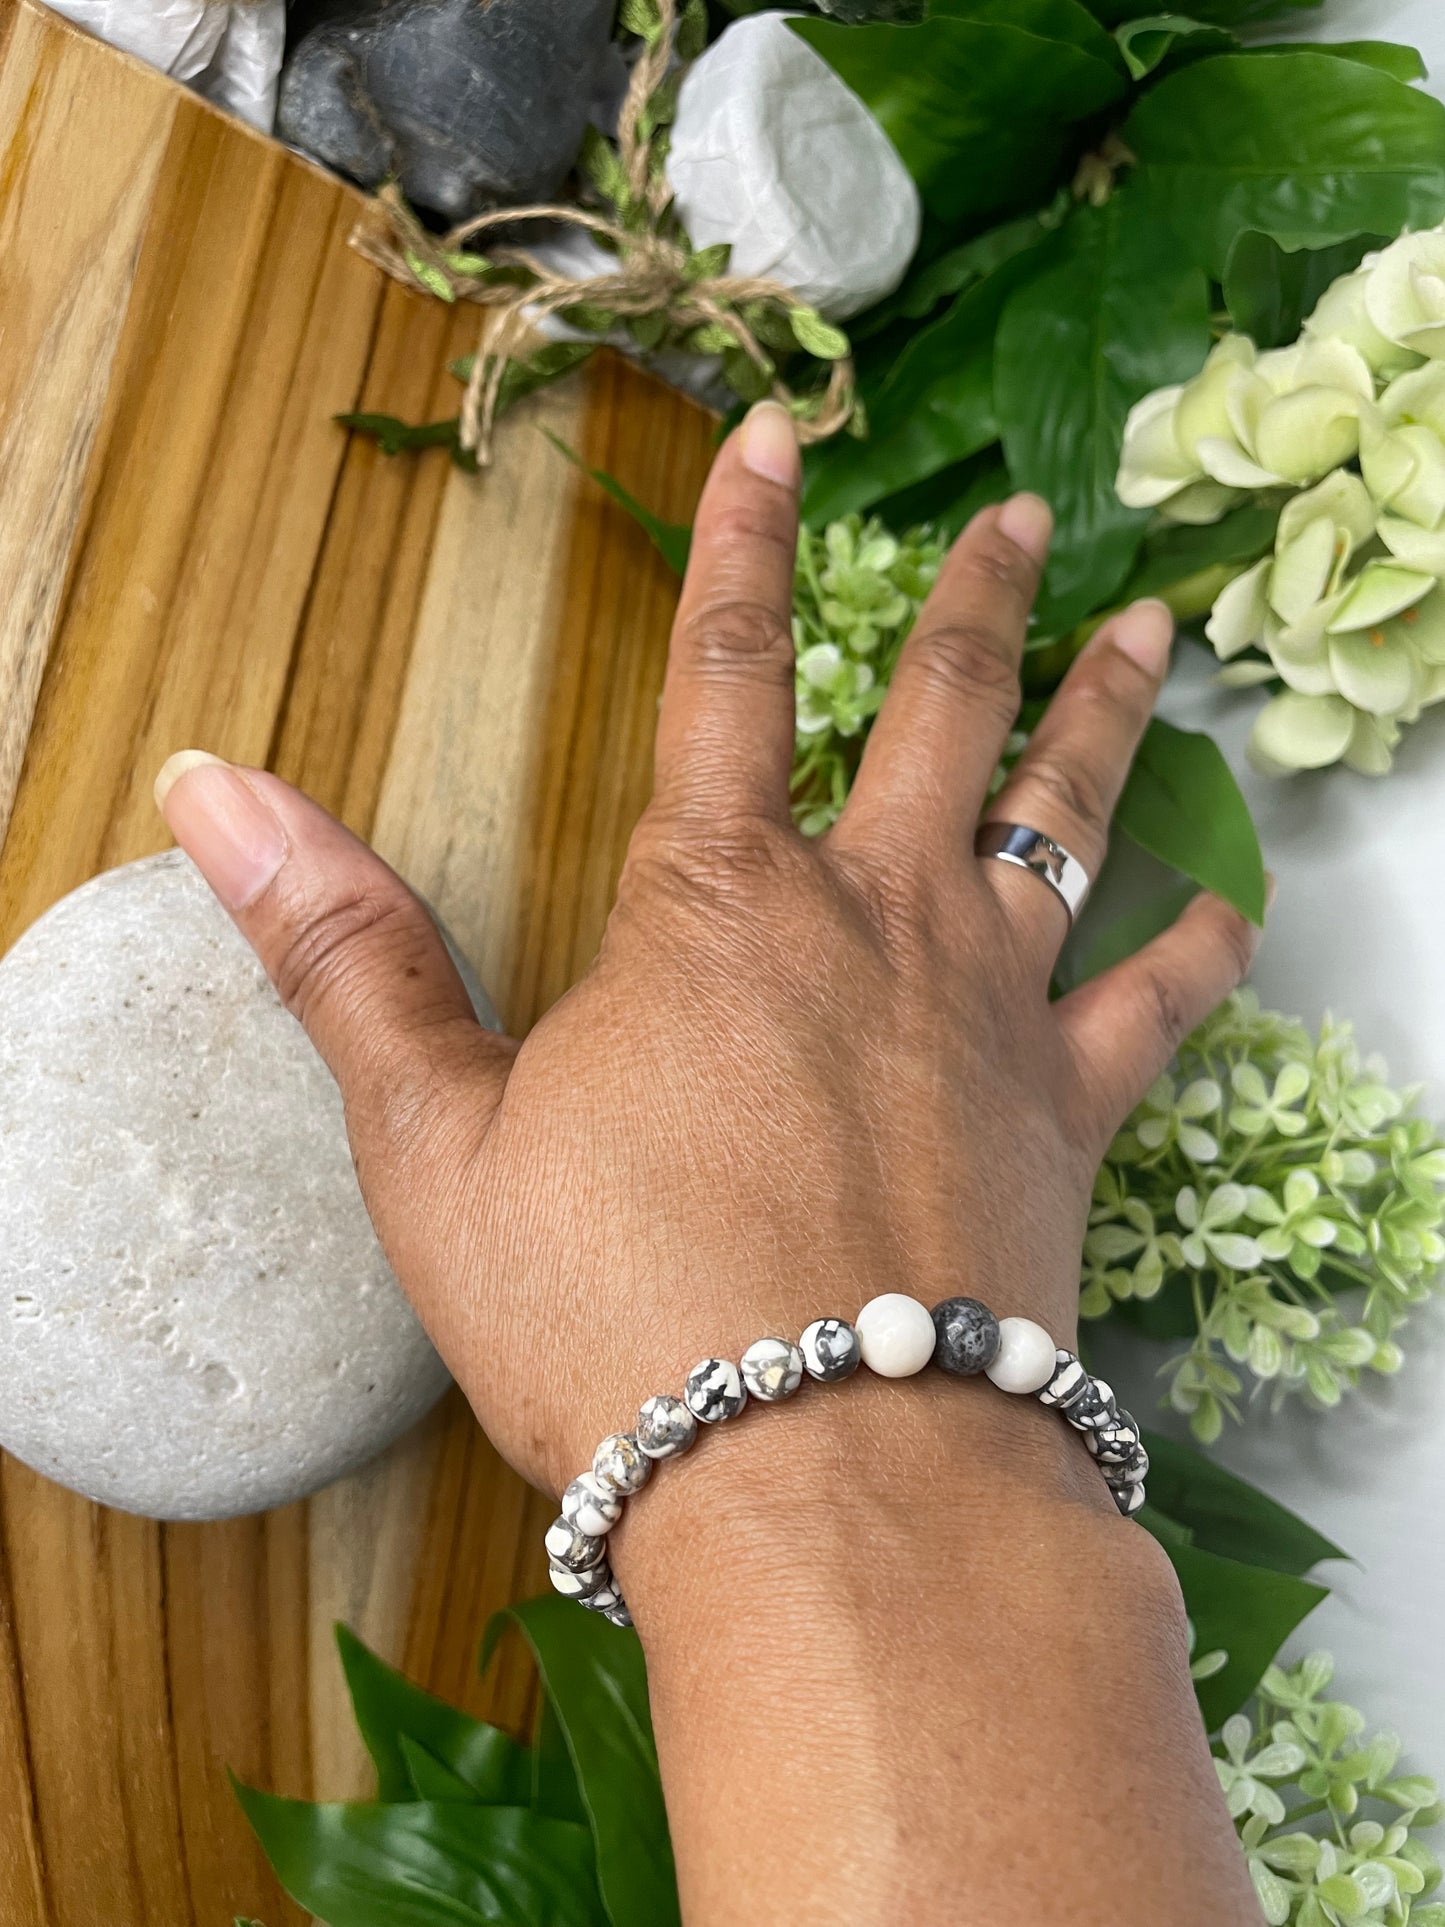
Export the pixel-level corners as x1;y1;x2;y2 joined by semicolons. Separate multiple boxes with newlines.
154;751;516;1179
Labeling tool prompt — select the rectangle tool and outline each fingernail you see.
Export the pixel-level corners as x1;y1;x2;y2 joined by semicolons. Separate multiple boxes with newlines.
154;750;287;911
1111;598;1174;676
995;492;1053;564
738;401;800;488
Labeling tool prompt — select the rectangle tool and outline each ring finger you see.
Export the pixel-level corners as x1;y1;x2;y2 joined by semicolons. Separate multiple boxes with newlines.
980;597;1174;959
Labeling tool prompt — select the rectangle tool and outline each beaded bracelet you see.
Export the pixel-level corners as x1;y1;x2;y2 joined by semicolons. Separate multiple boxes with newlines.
545;1293;1148;1627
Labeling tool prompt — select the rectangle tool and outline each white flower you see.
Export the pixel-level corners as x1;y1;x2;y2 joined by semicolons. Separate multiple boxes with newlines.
1176;1184;1263;1271
1363;225;1445;359
1206;469;1375;663
1304;264;1423;379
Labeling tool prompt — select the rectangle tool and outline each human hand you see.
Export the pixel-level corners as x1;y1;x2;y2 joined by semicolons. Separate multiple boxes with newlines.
154;402;1260;1506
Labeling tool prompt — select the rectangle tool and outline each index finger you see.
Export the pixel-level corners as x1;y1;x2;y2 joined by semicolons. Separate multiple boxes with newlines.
651;402;801;825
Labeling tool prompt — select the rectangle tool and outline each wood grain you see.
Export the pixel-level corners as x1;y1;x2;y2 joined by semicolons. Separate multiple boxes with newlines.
0;7;716;1920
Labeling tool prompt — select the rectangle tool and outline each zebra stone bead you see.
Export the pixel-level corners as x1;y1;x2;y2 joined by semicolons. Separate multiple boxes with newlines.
593;1432;652;1495
544;1515;606;1572
930;1297;1000;1377
1086;1411;1141;1465
637;1393;697;1460
562;1471;623;1537
684;1357;748;1424
1111;1480;1146;1517
1037;1350;1089;1410
549;1557;613;1600
1063;1376;1118;1431
799;1318;862;1383
603;1600;634;1628
1107;1447;1150;1488
579;1572;628;1617
740;1336;804;1402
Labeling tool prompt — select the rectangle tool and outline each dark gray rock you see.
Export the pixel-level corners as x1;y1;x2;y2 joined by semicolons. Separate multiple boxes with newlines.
930;1297;1001;1377
277;0;620;226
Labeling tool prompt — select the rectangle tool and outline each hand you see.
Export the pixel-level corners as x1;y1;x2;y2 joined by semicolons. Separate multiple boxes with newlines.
154;402;1259;1505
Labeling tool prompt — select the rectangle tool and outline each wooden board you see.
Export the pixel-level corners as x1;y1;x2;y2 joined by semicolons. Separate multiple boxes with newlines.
0;6;715;1920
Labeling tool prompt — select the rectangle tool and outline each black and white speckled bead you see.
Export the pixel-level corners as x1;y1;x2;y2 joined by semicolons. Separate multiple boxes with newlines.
1037;1350;1089;1410
684;1357;748;1424
740;1337;804;1402
579;1572;628;1617
1086;1411;1142;1465
1107;1447;1150;1488
636;1394;698;1460
1111;1480;1146;1517
930;1297;1001;1377
602;1600;634;1628
562;1471;623;1537
544;1516;607;1572
1063;1376;1118;1432
549;1557;614;1600
593;1432;652;1495
800;1318;862;1383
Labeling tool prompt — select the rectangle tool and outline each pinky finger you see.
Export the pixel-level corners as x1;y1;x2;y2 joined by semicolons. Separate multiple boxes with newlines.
1057;888;1266;1136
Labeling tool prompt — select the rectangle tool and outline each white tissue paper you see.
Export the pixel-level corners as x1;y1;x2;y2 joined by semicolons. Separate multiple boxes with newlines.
46;0;285;133
666;12;921;321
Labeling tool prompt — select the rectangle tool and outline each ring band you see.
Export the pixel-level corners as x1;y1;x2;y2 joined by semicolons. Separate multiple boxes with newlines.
975;822;1091;924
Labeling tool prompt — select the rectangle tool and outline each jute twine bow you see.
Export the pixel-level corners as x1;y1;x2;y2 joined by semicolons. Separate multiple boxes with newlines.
350;0;856;464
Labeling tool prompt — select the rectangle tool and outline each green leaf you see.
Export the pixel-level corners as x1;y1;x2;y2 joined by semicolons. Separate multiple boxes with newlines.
335;1626;532;1807
579;125;632;209
790;306;851;360
1114;13;1235;79
400;1736;492;1804
1140;1433;1348;1576
1269;40;1428;84
790;8;1126;227
1161;1542;1328;1727
930;0;1125;67
1223;230;1383;349
544;430;692;574
1126;51;1445;278
404;250;455;303
482;1597;680;1927
1119;502;1279;604
1071;877;1198;983
852;205;1068;341
995;192;1212;627
1083;0;1322;21
492;341;598;416
870;447;1013;541
801;230;1052;523
335;412;478;474
236;1783;604;1927
532;1693;588;1827
1116;717;1266;924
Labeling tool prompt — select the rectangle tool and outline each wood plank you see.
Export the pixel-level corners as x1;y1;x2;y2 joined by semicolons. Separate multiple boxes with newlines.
0;4;717;1913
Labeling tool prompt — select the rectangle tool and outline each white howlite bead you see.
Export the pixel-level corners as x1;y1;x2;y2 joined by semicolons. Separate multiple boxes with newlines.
855;1293;936;1378
562;1471;623;1537
549;1558;613;1600
592;1432;652;1496
984;1317;1059;1395
739;1337;804;1402
544;1516;606;1572
636;1393;697;1460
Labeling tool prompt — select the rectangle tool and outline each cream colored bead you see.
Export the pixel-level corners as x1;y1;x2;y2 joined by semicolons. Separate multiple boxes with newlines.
984;1316;1058;1394
855;1293;936;1378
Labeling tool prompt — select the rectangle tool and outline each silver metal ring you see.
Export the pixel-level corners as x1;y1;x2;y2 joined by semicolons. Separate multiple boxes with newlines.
975;822;1091;924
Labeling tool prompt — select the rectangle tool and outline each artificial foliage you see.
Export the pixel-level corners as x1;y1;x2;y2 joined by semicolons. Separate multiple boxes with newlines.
1086;991;1445;1442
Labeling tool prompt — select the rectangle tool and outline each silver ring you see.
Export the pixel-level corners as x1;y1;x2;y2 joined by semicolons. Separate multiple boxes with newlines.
975;822;1091;924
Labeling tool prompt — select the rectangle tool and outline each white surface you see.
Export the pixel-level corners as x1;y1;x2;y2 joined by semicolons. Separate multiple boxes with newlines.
44;0;285;131
1092;645;1445;1756
666;12;921;321
856;1291;937;1376
1267;0;1445;97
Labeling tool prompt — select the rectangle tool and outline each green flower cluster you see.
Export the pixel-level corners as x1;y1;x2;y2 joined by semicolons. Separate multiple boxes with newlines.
790;516;946;833
1219;1653;1443;1927
1084;991;1445;1443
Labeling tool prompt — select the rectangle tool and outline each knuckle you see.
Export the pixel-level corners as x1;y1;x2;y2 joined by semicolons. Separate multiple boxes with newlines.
622;808;802;914
272;883;422;1027
963;528;1035;595
909;620;1020;722
1139;966;1192;1058
1018;750;1111;841
703;505;799;566
679;596;794;680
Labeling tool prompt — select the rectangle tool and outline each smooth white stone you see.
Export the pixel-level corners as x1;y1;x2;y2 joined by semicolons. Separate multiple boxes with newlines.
855;1293;936;1378
0;849;499;1521
984;1317;1059;1395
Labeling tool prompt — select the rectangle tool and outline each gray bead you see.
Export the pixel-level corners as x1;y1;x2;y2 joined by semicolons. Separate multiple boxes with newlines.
562;1472;622;1537
1038;1350;1089;1409
579;1573;627;1616
1111;1480;1146;1517
799;1318;862;1383
929;1298;1000;1377
602;1600;634;1629
544;1515;606;1572
1063;1376;1118;1431
684;1357;748;1424
636;1393;697;1460
549;1557;612;1600
593;1433;652;1496
740;1337;804;1403
1106;1446;1150;1488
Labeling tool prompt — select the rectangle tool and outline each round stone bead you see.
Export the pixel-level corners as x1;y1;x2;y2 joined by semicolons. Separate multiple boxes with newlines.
579;1572;627;1616
799;1318;862;1383
929;1297;1000;1377
1038;1350;1089;1410
592;1432;652;1496
740;1337;804;1402
562;1471;623;1537
603;1600;634;1628
983;1315;1058;1394
1063;1376;1117;1431
548;1557;613;1600
1086;1411;1141;1465
684;1357;748;1424
636;1393;697;1460
856;1293;937;1378
544;1515;606;1572
1112;1480;1146;1517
